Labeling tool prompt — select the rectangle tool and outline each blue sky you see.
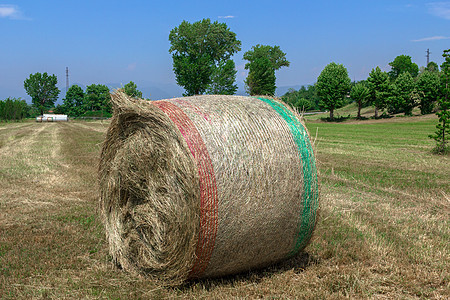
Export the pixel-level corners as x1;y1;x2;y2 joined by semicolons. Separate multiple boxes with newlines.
1;0;449;102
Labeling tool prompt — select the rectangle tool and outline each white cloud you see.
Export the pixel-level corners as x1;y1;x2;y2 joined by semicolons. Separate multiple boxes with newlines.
0;5;17;17
412;35;450;42
428;2;450;19
0;4;29;20
218;15;235;19
127;63;137;71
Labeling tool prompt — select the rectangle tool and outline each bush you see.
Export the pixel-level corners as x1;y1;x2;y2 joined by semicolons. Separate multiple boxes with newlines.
80;110;112;118
320;114;351;122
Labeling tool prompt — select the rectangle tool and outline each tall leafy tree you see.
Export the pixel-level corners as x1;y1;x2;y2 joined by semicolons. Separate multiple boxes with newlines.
243;44;289;95
416;71;441;115
316;62;351;120
169;18;241;96
430;49;450;153
84;84;111;113
305;85;320;110
244;57;276;96
23;72;60;116
388;55;419;79
425;61;439;73
206;59;238;95
63;85;85;117
390;72;417;115
243;44;290;71
123;81;143;98
367;67;391;118
350;82;370;119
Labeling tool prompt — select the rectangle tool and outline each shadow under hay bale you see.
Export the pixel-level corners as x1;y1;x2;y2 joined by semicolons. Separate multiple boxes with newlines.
98;92;319;284
178;251;319;291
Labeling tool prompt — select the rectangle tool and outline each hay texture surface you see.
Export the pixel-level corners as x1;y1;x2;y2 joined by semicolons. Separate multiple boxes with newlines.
99;92;319;284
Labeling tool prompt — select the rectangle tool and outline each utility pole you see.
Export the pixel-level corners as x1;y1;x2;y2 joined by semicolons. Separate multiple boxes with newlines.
426;49;431;66
66;67;69;93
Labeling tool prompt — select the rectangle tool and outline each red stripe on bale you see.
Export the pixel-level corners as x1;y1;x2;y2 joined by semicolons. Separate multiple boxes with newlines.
154;101;218;278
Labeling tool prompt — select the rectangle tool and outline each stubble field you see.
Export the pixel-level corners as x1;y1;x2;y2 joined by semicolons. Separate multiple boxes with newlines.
0;115;448;299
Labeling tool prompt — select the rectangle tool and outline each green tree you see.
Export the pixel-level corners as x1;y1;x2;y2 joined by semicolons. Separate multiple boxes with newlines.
425;61;439;73
388;55;419;79
282;88;300;107
389;72;417;115
123;81;143;98
316;62;351;120
304;85;320;110
63;85;85;117
416;71;441;114
244;57;276;96
350;82;370;119
367;67;391;118
0;101;4;120
294;98;311;111
53;104;65;114
430;49;450;153
23;72;60;116
17;98;29;119
243;45;289;95
84;84;111;113
243;44;290;71
169;18;241;96
282;86;318;111
206;59;238;95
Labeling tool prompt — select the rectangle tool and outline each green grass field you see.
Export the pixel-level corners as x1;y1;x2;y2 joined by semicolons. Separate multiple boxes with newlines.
0;115;448;299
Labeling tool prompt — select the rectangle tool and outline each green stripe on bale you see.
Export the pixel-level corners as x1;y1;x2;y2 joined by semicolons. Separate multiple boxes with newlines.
257;97;319;256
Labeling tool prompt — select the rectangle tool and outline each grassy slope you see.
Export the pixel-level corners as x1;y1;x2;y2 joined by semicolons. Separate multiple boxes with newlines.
0;117;448;299
304;102;425;120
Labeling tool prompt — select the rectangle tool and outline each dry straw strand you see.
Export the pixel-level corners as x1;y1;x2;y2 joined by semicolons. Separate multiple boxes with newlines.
98;92;319;284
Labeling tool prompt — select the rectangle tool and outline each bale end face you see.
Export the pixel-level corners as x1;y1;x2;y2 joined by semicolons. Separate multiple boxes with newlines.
99;93;199;283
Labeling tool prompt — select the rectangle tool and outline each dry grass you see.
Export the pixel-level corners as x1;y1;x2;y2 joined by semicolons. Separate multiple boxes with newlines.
0;116;448;299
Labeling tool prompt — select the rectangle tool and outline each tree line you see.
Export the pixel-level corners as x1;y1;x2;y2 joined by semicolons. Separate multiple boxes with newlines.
286;50;448;153
22;72;144;118
57;84;112;117
283;54;447;119
0;97;30;121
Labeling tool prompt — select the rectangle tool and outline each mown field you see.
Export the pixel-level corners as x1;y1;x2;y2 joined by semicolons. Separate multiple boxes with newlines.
0;115;448;299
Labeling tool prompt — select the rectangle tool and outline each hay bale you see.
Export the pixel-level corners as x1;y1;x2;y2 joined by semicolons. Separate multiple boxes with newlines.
98;92;319;284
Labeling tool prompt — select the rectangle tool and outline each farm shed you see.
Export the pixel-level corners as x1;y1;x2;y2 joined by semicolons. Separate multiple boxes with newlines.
99;92;319;284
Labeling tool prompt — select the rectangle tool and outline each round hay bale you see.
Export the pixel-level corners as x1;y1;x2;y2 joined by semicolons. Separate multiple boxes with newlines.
98;92;319;284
